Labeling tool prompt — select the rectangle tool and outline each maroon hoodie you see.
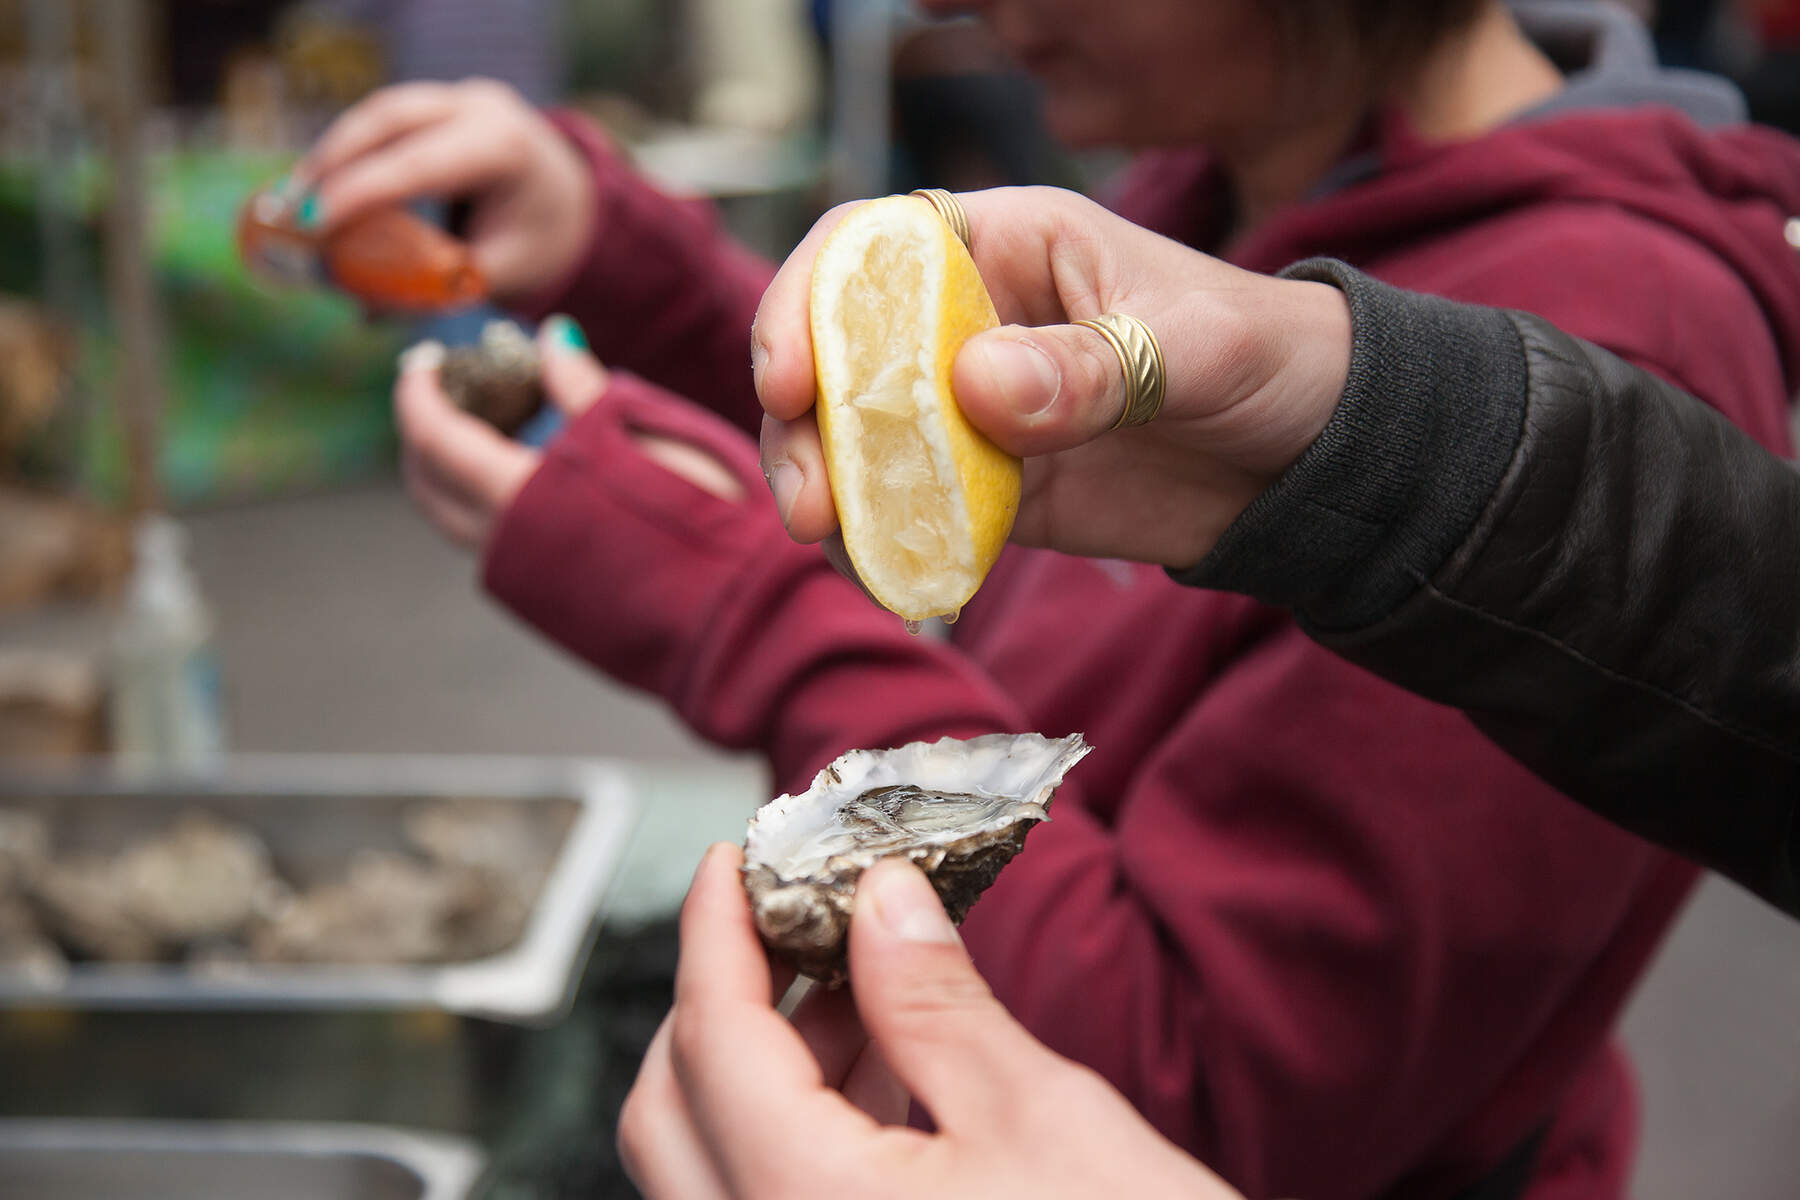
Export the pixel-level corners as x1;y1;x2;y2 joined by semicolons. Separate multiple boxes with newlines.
488;8;1800;1198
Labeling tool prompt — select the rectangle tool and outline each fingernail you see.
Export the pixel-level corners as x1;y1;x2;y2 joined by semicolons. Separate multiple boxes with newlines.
398;339;446;375
765;458;802;525
864;860;959;945
750;336;771;395
297;191;324;230
686;842;734;895
971;336;1061;418
544;314;589;353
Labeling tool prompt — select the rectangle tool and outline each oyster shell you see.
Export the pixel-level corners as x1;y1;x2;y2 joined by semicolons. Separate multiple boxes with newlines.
30;810;285;961
742;732;1090;984
0;894;65;981
248;849;503;965
404;320;544;434
0;810;50;895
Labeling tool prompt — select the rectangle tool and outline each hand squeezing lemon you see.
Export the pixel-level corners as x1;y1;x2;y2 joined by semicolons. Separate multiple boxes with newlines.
810;195;1021;625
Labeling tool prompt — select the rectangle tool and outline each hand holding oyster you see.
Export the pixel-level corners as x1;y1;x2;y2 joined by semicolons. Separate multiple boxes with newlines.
742;732;1089;984
621;843;1245;1200
403;320;545;435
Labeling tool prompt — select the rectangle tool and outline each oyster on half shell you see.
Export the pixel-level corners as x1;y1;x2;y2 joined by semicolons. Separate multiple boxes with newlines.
742;733;1090;985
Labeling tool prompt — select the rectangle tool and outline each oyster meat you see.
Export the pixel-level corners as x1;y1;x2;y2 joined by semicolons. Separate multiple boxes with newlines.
742;732;1090;984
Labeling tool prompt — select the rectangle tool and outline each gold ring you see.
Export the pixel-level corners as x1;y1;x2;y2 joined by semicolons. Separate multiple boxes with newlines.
1075;312;1166;429
908;188;971;251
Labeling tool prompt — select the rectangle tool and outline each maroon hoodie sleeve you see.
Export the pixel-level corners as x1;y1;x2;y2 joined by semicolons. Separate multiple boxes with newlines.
481;373;1030;787
510;111;775;436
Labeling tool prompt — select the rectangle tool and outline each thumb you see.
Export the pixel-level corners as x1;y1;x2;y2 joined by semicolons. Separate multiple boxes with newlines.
537;314;609;417
847;859;1054;1129
953;322;1130;457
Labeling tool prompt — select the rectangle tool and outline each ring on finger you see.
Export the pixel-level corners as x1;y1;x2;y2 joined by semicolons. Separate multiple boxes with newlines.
1075;312;1166;430
907;188;972;250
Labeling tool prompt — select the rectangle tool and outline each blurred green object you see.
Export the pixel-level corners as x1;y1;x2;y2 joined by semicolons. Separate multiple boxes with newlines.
0;149;405;508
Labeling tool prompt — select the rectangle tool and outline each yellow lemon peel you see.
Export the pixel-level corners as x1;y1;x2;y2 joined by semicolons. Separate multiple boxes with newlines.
810;195;1021;623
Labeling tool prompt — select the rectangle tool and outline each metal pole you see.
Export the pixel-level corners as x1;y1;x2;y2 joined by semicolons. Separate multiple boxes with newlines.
25;0;86;488
828;0;894;204
26;0;81;322
95;0;165;515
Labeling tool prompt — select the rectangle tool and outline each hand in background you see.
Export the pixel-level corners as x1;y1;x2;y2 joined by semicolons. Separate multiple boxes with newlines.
294;79;598;304
394;317;598;549
619;844;1243;1200
397;317;745;551
754;187;1352;570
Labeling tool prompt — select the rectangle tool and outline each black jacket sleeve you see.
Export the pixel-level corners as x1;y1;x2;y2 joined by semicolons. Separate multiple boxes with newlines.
1176;259;1800;916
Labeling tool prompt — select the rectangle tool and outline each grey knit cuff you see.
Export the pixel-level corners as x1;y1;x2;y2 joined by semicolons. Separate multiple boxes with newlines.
1170;259;1528;630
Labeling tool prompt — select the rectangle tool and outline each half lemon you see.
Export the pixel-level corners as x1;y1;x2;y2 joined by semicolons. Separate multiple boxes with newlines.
810;195;1021;624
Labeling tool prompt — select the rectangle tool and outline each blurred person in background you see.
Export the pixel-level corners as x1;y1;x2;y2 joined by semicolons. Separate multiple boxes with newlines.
299;0;565;377
320;0;561;102
1739;0;1800;130
692;0;822;133
290;1;1800;1197
1651;0;1721;66
815;0;1076;193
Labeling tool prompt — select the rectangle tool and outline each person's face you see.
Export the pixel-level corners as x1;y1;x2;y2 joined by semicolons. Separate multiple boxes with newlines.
916;0;1292;149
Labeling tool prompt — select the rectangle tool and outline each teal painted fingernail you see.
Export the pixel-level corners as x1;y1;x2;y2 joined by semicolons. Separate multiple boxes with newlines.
297;191;324;230
545;314;588;353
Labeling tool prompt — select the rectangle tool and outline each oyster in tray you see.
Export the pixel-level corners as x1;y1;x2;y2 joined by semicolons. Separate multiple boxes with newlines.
743;732;1090;984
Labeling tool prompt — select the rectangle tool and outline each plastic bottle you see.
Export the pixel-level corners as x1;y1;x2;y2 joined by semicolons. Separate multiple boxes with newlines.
108;515;226;766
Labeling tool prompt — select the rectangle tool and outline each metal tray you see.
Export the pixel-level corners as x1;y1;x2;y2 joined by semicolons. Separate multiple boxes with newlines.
0;755;638;1025
0;1119;484;1200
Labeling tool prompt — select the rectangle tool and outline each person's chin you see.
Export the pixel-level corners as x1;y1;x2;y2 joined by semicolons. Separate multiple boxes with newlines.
1041;96;1130;150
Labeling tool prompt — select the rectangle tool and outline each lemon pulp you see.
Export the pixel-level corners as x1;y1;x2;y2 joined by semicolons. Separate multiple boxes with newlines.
810;195;1020;622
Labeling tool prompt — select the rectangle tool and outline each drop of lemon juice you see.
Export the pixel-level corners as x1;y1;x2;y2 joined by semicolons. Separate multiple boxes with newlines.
903;619;924;636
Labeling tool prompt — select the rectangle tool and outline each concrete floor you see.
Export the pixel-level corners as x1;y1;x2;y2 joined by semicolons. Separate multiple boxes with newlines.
38;482;1800;1197
185;483;732;765
1624;881;1800;1199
